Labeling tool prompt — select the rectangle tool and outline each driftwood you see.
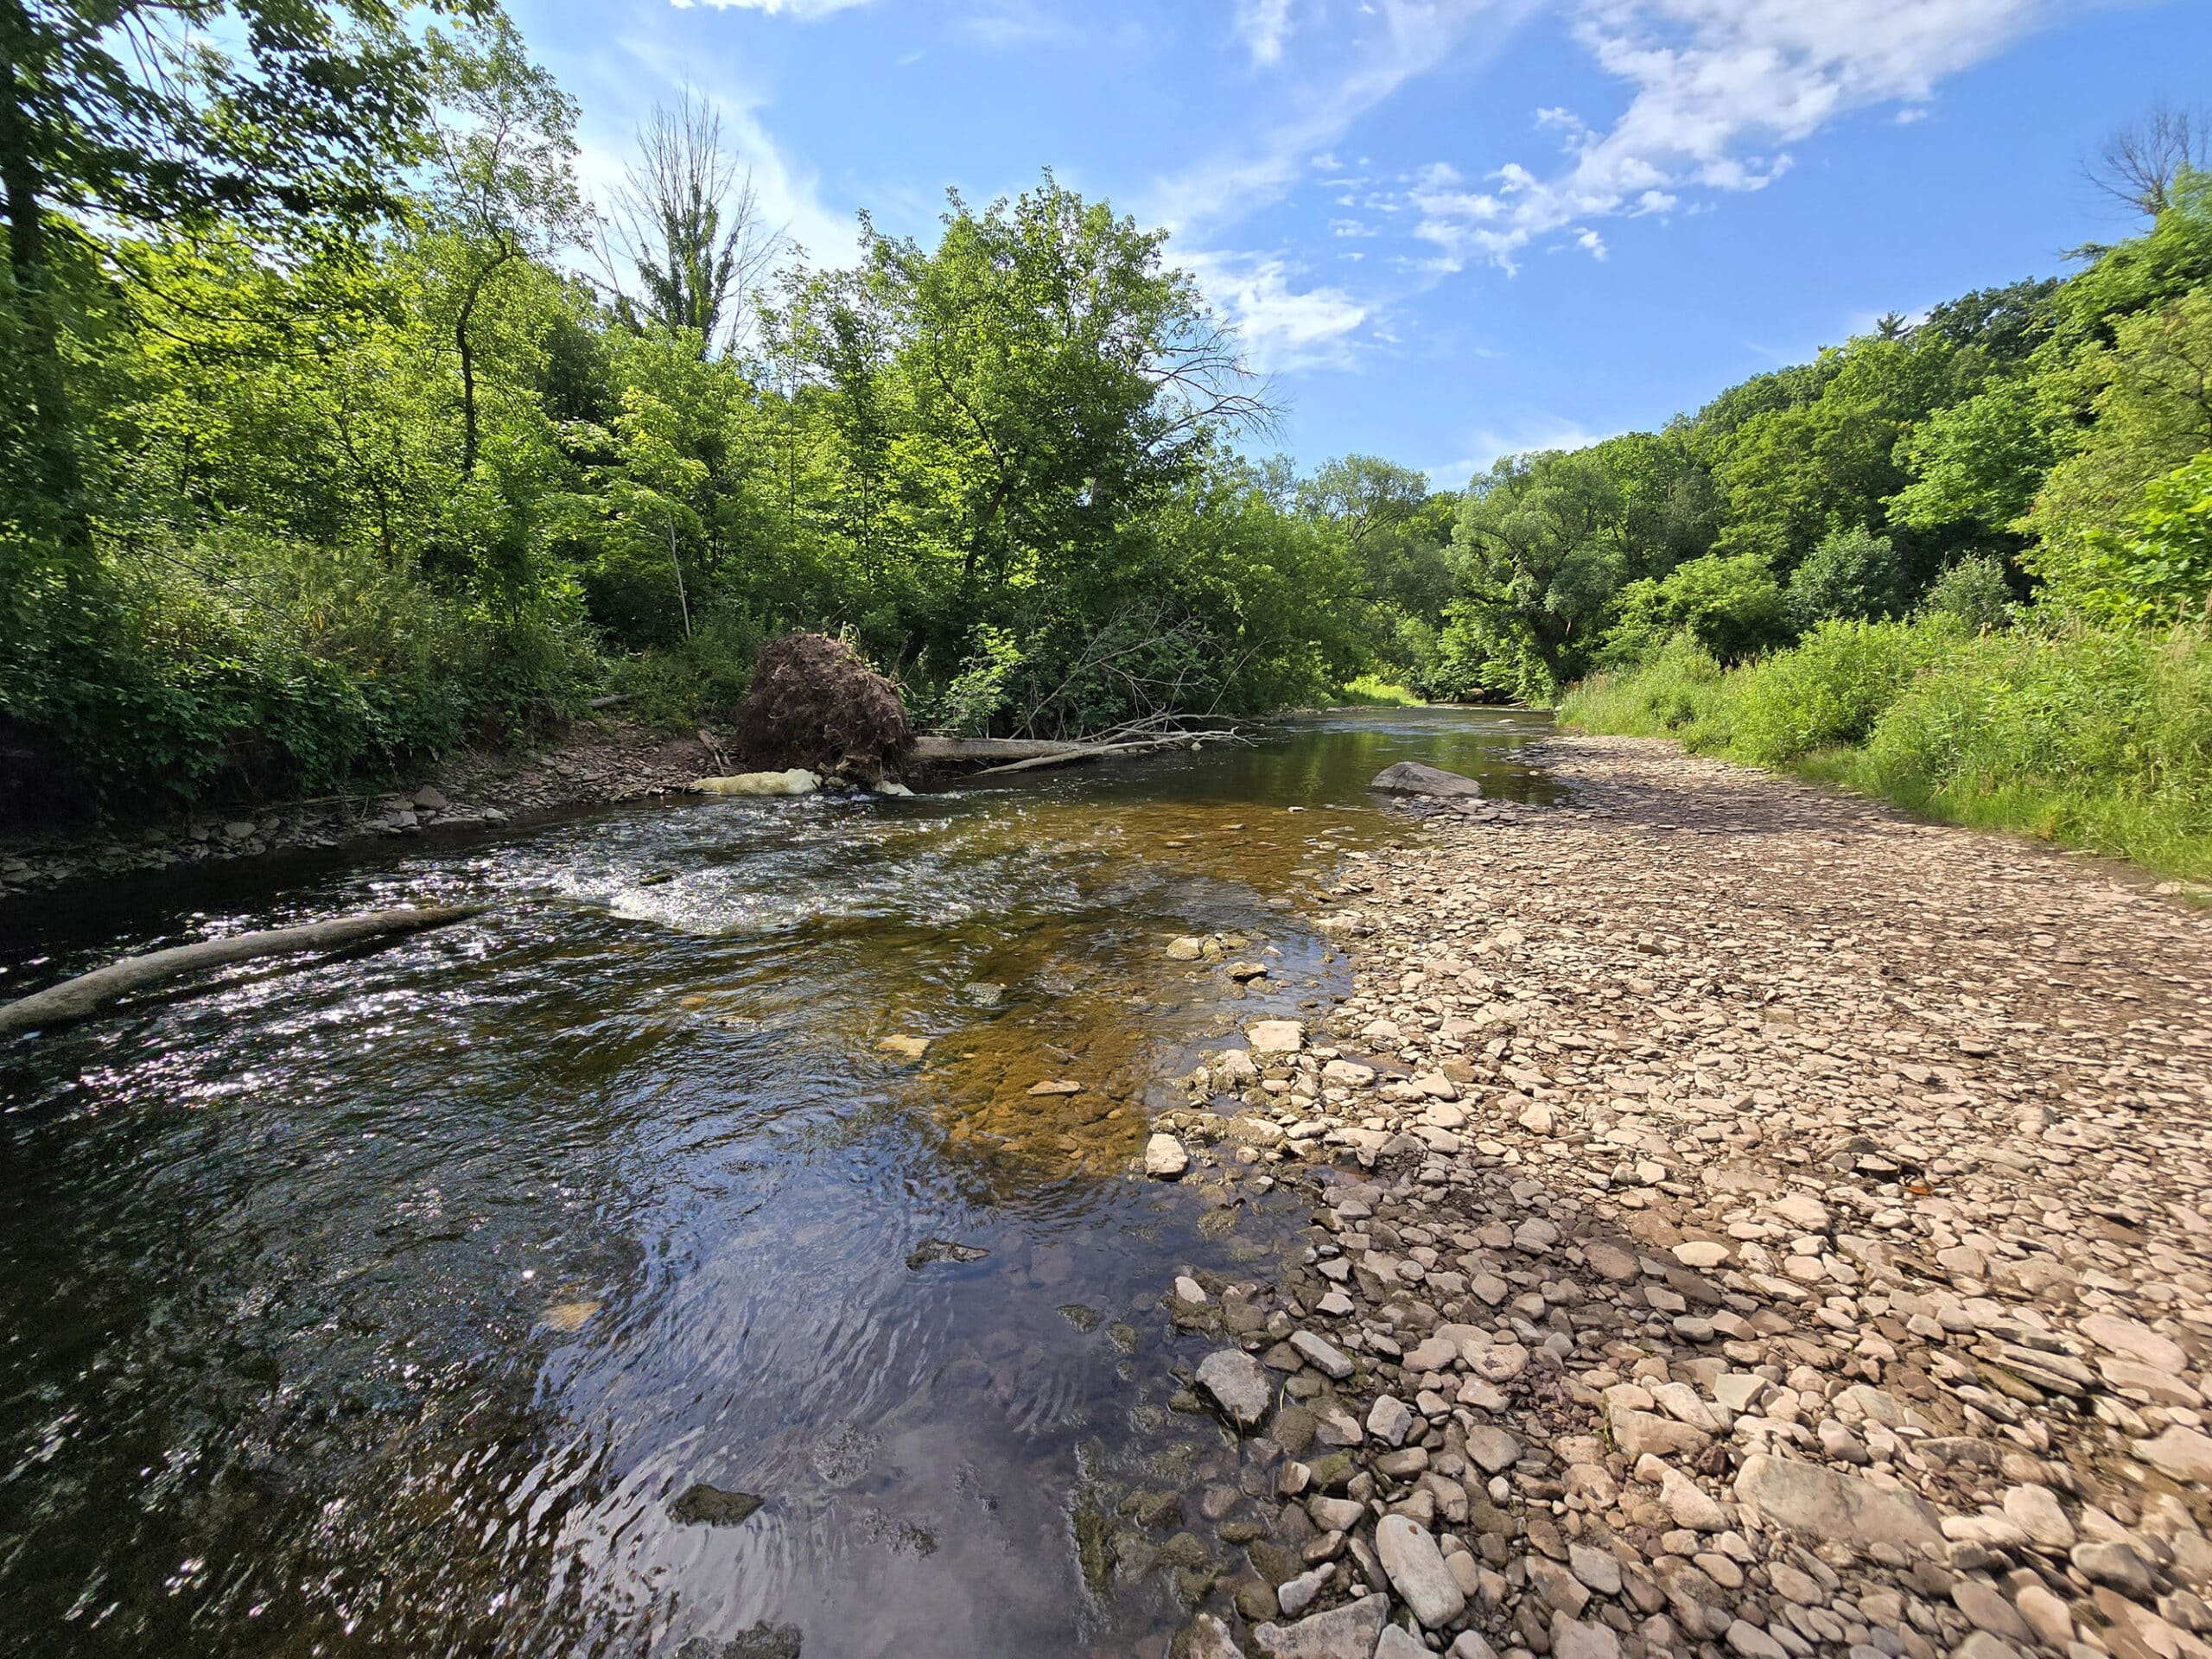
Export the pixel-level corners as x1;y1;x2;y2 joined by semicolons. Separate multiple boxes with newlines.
0;905;485;1038
909;736;1083;762
967;737;1200;777
914;720;1255;779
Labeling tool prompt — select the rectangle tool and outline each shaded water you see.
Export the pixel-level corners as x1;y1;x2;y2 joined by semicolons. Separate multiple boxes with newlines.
0;708;1555;1659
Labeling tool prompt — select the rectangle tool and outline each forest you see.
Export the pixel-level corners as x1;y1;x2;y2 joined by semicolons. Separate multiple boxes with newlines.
3;1;2209;870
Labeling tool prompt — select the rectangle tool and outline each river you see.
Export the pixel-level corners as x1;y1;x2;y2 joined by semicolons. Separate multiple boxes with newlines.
0;707;1555;1659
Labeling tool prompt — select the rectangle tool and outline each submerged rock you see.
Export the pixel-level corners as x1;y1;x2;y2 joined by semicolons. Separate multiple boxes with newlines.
905;1238;990;1269
675;1621;803;1659
669;1484;766;1527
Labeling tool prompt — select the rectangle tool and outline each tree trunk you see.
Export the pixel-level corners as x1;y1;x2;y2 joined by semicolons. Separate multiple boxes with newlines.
0;10;86;549
0;906;486;1037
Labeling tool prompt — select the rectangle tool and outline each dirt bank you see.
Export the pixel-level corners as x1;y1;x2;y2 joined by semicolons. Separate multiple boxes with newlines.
1129;734;2212;1659
0;720;728;902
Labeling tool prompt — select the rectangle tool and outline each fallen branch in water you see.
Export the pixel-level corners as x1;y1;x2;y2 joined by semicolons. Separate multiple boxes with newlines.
0;905;486;1038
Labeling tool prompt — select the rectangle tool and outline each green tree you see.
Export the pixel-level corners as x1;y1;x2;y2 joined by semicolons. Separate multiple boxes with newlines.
1440;448;1628;699
1711;332;1964;568
421;17;583;482
1;0;474;540
1786;525;1910;627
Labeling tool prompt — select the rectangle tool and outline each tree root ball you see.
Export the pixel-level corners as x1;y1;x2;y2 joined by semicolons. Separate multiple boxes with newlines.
731;632;912;780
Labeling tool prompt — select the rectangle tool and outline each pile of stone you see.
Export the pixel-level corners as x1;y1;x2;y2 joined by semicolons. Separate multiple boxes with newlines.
1131;736;2212;1659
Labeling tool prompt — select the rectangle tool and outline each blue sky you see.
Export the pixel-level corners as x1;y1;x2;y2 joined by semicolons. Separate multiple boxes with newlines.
510;0;2211;486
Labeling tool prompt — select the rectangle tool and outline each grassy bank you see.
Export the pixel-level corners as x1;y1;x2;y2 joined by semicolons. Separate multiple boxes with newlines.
1559;620;2212;882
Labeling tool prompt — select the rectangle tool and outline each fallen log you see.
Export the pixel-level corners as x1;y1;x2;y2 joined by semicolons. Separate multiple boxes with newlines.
967;738;1192;778
0;905;486;1038
910;736;1087;762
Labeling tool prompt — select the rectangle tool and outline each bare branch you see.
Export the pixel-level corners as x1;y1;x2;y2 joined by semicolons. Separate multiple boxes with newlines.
595;90;786;356
2086;99;2211;219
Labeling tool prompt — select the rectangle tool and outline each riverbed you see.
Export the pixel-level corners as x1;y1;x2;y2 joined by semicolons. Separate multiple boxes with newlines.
0;708;1555;1659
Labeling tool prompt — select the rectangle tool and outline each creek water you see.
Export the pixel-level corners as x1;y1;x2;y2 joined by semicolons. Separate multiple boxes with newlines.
0;707;1556;1659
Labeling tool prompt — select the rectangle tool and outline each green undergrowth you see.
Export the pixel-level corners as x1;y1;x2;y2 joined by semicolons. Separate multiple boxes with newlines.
1559;619;2212;884
1336;674;1424;707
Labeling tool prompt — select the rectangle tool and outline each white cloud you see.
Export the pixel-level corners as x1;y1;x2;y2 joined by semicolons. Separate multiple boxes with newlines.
1150;0;1530;237
1414;0;2066;271
1423;418;1611;487
1180;251;1370;372
1235;0;1297;63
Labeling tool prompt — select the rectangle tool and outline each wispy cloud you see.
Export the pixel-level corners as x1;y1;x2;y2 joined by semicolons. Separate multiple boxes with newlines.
1234;0;1296;64
1155;0;1533;378
1181;251;1370;373
1151;0;1529;237
1414;0;2066;271
1422;417;1611;487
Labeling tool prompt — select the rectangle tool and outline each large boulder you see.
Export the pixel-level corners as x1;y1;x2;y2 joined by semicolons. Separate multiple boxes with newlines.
731;632;911;780
1370;761;1483;799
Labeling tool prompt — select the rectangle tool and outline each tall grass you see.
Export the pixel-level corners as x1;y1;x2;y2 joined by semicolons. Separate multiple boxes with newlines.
1560;619;2212;882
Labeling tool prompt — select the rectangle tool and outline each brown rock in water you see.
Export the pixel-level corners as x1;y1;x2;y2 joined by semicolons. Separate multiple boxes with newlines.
730;632;911;779
669;1483;765;1526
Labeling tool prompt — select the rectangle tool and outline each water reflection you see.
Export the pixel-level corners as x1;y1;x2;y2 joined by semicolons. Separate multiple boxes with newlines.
0;707;1551;1658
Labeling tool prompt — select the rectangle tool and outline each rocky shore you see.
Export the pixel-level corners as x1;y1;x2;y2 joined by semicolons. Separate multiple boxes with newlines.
1127;735;2212;1659
0;722;723;900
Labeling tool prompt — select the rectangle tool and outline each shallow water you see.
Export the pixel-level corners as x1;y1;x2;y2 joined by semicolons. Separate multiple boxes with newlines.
0;707;1554;1659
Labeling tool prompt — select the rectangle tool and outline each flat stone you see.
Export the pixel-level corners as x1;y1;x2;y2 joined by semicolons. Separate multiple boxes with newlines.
1726;1619;1787;1659
1769;1193;1833;1232
1404;1335;1460;1371
878;1034;932;1061
1376;1628;1430;1659
2072;1541;2155;1599
1586;1243;1639;1281
1733;1452;1943;1554
1145;1134;1190;1178
1952;1635;2025;1659
1377;1515;1467;1628
1953;1579;2036;1644
1367;1395;1415;1446
2000;1484;2075;1550
1570;1542;1624;1597
1027;1078;1083;1095
1371;761;1484;799
1467;1427;1522;1474
1674;1241;1731;1269
2134;1427;2212;1484
1197;1349;1274;1431
1553;1613;1624;1659
1254;1593;1389;1657
1166;936;1206;960
1292;1330;1356;1379
2082;1313;2190;1375
1660;1468;1727;1533
1185;1612;1243;1659
1611;1408;1710;1459
1248;1020;1306;1055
